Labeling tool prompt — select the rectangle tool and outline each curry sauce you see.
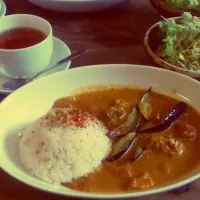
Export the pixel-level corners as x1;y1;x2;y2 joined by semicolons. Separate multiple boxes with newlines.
53;87;200;193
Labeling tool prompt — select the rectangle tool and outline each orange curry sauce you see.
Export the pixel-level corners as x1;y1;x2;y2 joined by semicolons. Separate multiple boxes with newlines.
53;87;200;193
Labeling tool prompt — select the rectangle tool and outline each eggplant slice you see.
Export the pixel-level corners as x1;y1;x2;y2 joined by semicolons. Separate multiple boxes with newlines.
134;111;147;132
138;87;152;120
107;132;137;162
107;105;140;139
107;87;153;140
138;102;187;133
133;146;144;161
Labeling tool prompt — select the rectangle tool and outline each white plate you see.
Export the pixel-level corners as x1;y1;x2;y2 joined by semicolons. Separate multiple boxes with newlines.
0;0;6;17
0;37;71;94
0;64;199;199
27;0;125;13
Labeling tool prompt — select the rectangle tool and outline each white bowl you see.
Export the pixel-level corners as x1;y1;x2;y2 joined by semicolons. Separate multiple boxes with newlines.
0;64;200;199
27;0;125;13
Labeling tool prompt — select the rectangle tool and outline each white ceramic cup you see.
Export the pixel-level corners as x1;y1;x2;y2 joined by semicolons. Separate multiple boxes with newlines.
0;14;53;78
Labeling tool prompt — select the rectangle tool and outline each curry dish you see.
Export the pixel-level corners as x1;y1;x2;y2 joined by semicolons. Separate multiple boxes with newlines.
53;86;200;193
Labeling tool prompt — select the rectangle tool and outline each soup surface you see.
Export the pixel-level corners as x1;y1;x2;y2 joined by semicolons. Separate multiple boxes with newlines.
53;87;200;193
0;27;46;49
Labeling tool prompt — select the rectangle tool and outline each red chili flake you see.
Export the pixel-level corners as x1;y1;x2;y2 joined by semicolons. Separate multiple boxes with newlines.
41;108;98;129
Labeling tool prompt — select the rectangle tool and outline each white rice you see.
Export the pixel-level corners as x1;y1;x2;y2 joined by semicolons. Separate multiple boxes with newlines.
19;108;111;184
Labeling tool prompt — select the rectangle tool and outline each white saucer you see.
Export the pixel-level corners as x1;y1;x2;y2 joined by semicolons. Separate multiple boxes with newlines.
0;37;71;94
0;0;6;17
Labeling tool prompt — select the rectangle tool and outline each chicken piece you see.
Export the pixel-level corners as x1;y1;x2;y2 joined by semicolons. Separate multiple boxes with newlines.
106;162;135;180
148;135;184;156
158;163;173;174
118;163;135;180
175;122;198;140
106;99;130;127
53;96;76;108
128;172;154;190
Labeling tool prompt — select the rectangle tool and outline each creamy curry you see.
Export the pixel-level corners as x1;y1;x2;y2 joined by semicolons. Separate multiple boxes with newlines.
53;87;200;193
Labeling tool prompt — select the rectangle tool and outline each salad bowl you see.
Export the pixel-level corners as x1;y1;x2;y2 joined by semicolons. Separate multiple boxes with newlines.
150;0;200;17
144;14;200;78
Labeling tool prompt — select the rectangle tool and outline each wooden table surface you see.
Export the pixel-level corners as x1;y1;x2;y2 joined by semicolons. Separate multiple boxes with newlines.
3;0;161;68
0;0;199;200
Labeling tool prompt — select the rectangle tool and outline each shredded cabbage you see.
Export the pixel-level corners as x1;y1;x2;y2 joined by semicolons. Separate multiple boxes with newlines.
156;12;200;71
166;0;200;11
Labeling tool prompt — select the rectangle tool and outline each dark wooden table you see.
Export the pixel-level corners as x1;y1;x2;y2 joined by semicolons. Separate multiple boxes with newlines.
0;0;199;200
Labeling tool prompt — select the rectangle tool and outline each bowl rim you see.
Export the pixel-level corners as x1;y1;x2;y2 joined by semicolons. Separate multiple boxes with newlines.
144;16;200;78
0;64;200;199
0;0;6;17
